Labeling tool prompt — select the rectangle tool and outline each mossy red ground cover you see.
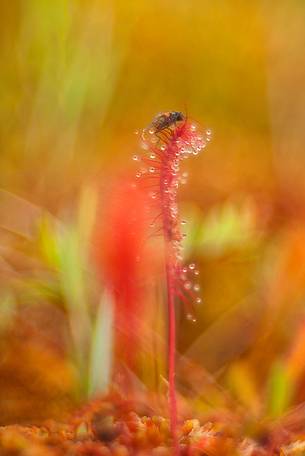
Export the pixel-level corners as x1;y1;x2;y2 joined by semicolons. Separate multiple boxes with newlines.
1;394;305;455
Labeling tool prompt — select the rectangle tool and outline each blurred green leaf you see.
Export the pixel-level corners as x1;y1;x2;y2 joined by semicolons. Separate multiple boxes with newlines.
56;223;92;395
183;198;261;257
88;292;114;397
38;217;60;268
266;360;293;419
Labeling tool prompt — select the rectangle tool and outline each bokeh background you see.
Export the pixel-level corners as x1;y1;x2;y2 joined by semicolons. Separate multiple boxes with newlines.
1;0;305;426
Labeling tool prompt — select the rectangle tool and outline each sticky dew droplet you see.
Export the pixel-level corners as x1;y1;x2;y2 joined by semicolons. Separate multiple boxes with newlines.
184;281;192;290
187;313;197;323
149;191;157;200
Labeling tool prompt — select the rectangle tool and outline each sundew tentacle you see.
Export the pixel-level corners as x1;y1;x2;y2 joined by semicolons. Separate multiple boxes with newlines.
133;113;212;454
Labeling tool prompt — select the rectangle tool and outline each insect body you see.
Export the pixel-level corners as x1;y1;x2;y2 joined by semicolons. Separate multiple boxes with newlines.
151;111;185;132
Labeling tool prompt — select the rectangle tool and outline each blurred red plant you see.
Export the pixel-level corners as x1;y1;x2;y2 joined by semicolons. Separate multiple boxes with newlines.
93;178;150;370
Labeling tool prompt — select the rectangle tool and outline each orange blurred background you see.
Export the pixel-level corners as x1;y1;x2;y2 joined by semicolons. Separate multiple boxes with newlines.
1;1;305;425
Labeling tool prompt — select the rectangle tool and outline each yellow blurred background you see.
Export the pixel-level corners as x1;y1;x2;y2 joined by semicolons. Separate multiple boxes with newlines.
1;0;305;426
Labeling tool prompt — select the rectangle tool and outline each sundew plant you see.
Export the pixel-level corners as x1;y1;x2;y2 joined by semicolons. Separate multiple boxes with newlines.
133;111;212;451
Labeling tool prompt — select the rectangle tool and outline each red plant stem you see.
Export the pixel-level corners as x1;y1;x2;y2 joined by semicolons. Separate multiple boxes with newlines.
166;260;179;454
159;143;180;454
